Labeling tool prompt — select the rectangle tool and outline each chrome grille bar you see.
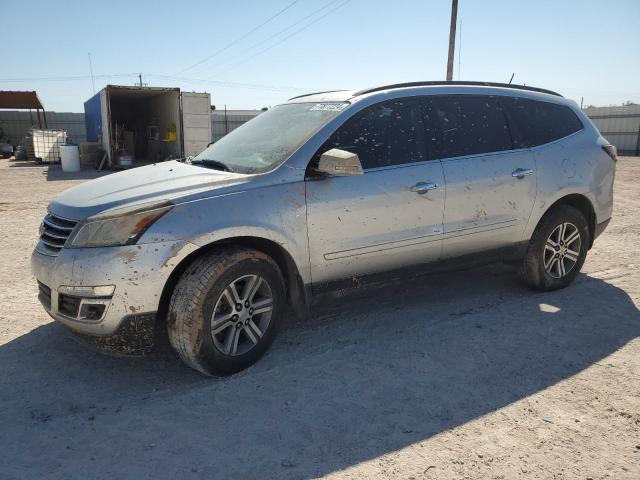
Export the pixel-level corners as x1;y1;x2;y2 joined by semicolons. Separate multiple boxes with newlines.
37;213;79;256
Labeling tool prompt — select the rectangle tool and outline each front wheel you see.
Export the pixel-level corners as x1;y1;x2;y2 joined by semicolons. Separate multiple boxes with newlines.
520;205;590;291
167;247;285;376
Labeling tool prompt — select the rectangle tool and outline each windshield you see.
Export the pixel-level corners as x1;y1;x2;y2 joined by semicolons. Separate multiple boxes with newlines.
193;102;347;174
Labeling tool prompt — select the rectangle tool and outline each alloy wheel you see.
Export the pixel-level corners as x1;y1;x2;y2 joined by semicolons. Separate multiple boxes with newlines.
543;222;581;279
210;274;274;356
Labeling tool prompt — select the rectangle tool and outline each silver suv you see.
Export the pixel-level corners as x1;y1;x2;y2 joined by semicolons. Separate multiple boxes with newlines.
32;81;616;376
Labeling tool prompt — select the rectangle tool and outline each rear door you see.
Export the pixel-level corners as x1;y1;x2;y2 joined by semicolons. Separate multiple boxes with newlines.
181;92;212;157
425;95;537;258
305;97;446;285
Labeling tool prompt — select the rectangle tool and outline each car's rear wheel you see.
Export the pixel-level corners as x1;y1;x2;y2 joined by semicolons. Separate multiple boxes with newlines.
167;247;285;376
520;205;590;291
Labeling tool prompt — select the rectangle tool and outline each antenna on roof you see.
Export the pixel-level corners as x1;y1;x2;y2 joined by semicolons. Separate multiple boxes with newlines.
508;73;515;84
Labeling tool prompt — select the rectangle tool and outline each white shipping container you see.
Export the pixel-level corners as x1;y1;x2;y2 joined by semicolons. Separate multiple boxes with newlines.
85;85;212;167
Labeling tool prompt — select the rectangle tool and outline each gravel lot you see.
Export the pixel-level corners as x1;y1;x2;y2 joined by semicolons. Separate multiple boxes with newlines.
0;157;638;480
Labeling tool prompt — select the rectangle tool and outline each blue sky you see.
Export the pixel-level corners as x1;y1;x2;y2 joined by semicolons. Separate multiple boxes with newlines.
3;0;639;112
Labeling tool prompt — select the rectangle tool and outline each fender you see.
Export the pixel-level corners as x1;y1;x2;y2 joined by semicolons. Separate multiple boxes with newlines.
524;188;597;242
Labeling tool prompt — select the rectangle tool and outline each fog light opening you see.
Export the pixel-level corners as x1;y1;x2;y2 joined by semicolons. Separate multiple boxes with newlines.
79;303;106;321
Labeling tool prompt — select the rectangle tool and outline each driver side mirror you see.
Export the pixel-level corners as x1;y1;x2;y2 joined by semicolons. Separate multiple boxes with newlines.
315;148;364;177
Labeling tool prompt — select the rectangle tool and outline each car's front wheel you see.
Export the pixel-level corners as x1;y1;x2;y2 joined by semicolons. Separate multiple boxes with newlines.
521;205;590;291
167;247;285;376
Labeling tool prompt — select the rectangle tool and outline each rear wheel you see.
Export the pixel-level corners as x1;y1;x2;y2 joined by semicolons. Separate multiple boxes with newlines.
167;247;285;376
520;205;590;291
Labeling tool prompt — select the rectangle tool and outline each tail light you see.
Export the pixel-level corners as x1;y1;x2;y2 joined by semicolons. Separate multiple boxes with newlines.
602;144;618;162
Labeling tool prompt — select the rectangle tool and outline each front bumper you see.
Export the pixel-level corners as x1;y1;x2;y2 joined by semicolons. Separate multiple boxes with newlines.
31;240;197;336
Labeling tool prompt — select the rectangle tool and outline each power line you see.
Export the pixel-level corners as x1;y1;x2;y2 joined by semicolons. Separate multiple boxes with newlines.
0;72;315;93
2;74;637;100
0;73;137;83
206;0;352;81
189;0;342;76
146;74;314;92
175;0;300;75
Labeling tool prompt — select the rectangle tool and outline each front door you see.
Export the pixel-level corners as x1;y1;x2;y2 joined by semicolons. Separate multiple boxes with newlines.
305;97;446;285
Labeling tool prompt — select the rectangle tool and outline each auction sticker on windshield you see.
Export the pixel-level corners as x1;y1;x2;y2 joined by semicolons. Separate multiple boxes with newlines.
310;103;349;111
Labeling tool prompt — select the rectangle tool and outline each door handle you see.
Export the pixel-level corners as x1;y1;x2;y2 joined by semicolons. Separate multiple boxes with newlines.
410;182;438;194
512;168;534;179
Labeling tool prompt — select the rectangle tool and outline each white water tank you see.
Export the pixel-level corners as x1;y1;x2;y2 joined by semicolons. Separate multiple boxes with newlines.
60;139;80;172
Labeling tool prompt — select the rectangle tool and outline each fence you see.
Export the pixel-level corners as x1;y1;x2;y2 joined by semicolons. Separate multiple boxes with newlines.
0;110;86;146
584;104;640;156
211;110;262;143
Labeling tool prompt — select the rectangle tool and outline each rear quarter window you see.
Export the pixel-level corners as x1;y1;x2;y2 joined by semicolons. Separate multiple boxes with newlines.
500;97;583;148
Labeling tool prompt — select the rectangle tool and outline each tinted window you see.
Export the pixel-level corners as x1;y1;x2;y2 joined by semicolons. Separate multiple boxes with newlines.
425;95;512;159
500;97;583;148
321;98;427;169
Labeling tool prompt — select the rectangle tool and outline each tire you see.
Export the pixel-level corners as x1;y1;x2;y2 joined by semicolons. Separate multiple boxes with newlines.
167;247;285;376
520;205;590;291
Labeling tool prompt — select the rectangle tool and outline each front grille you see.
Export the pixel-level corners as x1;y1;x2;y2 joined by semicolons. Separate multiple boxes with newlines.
37;213;78;256
37;281;51;310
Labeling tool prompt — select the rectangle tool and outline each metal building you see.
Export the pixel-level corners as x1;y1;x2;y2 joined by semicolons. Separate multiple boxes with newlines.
84;85;212;166
584;104;640;156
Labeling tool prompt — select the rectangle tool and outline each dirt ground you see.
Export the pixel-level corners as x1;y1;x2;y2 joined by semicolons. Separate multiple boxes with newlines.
0;157;638;480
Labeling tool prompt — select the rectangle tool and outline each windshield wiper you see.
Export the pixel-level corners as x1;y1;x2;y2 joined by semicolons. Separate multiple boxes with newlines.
188;158;233;172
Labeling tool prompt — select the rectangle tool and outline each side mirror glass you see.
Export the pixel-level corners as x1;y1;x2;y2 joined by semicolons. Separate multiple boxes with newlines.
315;148;364;177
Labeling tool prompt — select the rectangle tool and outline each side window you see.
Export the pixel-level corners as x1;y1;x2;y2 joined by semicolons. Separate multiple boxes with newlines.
320;97;427;169
500;97;583;148
426;95;512;159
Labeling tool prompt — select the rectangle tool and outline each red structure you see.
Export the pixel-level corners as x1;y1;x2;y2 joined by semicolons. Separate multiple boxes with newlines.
0;91;47;128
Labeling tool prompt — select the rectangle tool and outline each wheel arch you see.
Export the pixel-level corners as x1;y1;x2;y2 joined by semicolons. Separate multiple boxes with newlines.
157;237;309;328
540;193;596;249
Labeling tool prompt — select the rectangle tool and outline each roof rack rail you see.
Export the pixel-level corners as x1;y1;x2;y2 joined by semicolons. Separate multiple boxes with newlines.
353;81;562;98
288;89;351;101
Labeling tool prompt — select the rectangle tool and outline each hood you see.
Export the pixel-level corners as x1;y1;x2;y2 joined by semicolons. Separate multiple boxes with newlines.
50;161;248;220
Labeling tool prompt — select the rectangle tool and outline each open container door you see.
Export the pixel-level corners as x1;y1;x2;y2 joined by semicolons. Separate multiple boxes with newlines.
181;92;211;158
100;89;111;166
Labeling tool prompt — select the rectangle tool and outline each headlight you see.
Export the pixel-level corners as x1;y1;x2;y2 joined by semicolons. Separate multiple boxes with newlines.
69;201;173;248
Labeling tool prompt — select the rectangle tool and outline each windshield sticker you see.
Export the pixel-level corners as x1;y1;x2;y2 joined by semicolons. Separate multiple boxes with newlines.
310;103;348;112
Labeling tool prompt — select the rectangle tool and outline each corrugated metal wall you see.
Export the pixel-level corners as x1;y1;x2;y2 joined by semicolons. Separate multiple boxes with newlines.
584;104;640;156
211;110;262;143
0;110;86;145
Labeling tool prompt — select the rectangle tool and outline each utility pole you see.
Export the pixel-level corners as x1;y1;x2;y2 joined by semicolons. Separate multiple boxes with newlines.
446;0;458;81
138;74;143;87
